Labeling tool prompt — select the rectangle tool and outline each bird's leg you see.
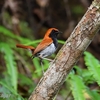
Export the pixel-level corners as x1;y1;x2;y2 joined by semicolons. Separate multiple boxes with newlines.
40;58;44;74
40;57;53;62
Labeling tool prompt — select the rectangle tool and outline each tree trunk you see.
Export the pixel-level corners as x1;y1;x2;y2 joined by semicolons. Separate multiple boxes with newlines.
28;0;100;100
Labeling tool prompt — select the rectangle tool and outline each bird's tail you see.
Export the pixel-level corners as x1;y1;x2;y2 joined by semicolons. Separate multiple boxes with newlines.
16;44;35;52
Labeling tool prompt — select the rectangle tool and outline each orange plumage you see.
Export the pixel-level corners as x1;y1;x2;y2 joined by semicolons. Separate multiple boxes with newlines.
16;44;35;52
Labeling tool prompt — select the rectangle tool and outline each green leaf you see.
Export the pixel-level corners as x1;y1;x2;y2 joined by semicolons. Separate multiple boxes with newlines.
18;74;33;86
86;88;100;100
74;65;83;75
0;43;18;91
69;74;86;100
33;58;42;77
58;40;65;44
0;81;17;95
84;51;100;85
82;69;95;84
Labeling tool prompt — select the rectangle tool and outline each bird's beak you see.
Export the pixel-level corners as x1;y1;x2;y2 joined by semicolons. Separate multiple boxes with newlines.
56;31;62;34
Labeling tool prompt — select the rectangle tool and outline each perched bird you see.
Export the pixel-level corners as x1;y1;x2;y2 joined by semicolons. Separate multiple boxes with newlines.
16;28;61;61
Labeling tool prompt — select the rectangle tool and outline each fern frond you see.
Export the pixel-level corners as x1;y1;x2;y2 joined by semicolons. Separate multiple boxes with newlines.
84;51;100;85
0;42;18;92
86;88;100;100
69;73;86;100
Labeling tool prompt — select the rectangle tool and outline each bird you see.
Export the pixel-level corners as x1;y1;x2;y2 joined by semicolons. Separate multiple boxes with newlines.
16;28;61;73
16;28;61;61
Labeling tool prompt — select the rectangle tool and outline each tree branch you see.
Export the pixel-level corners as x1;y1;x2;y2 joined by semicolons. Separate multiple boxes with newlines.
28;0;100;100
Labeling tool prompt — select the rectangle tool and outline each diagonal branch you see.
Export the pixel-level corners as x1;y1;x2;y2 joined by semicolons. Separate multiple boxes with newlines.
28;0;100;100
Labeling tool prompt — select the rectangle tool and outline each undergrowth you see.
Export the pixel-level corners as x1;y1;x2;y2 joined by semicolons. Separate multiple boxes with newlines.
0;26;100;100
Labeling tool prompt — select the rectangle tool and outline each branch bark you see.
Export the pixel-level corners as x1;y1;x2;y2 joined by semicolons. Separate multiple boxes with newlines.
28;0;100;100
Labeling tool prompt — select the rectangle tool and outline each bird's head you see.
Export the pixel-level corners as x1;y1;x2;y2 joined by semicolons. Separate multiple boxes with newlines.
44;28;62;38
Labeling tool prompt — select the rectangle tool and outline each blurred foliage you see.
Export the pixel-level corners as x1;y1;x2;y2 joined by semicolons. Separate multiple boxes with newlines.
62;51;100;100
71;5;84;15
0;26;100;100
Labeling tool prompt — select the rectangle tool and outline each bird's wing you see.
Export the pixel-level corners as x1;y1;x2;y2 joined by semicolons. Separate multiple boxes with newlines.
33;38;53;55
16;44;35;52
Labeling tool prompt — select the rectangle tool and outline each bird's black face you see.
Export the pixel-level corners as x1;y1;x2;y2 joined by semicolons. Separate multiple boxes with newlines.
49;29;62;48
49;29;61;38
